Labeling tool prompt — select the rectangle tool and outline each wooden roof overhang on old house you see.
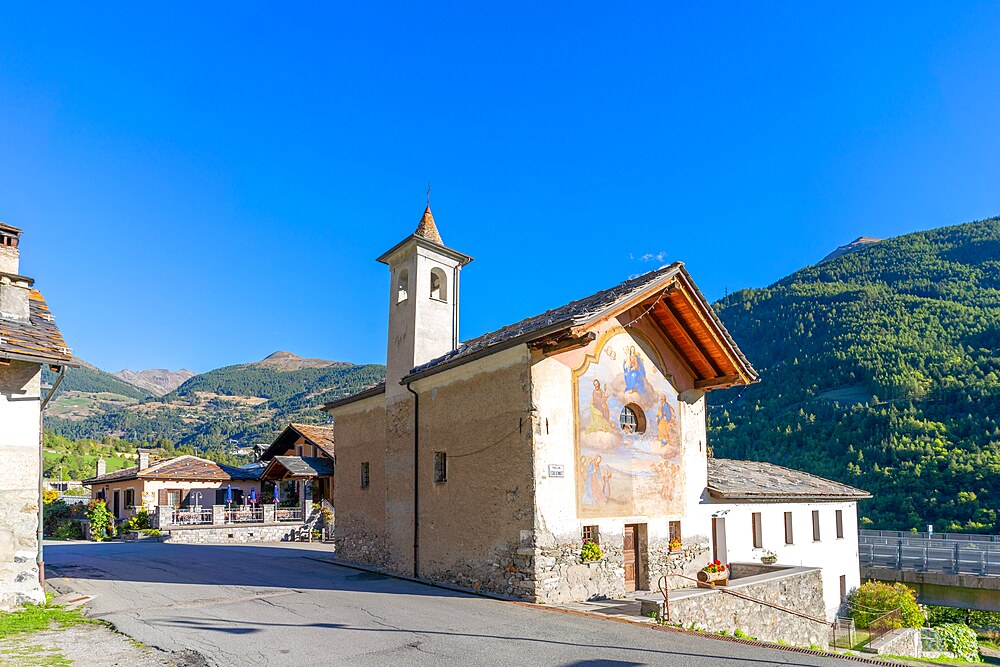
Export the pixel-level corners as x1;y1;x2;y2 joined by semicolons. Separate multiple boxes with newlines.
257;423;335;462
261;456;335;481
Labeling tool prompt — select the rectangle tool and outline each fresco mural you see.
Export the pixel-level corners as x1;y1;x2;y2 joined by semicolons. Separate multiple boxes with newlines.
575;329;683;518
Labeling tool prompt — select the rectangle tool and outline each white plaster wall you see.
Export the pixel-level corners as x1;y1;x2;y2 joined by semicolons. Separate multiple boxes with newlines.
701;500;861;619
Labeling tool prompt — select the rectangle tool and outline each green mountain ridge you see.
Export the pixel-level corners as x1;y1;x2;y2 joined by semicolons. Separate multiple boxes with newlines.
709;217;1000;532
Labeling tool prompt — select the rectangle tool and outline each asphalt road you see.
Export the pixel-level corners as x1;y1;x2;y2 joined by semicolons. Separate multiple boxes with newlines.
45;541;853;667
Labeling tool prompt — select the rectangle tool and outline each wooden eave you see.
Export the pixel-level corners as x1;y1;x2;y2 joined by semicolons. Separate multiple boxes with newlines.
572;272;758;390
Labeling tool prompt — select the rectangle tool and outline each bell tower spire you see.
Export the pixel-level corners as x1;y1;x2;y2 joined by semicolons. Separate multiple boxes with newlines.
377;204;473;399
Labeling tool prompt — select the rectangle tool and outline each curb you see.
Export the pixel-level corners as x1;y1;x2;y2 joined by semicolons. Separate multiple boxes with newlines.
307;555;903;666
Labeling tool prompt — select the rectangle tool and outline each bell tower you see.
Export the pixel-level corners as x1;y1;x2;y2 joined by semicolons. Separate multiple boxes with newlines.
378;206;472;399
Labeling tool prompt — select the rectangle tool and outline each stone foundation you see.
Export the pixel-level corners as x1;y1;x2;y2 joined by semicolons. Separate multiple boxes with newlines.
641;564;829;649
162;523;307;544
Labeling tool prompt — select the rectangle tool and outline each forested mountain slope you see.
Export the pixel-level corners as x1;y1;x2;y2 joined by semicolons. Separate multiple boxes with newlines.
46;353;385;449
710;217;1000;532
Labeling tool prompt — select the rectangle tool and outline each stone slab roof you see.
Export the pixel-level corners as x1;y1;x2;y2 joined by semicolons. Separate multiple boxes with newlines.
264;456;335;478
707;458;870;501
83;455;261;485
289;423;335;458
0;290;73;365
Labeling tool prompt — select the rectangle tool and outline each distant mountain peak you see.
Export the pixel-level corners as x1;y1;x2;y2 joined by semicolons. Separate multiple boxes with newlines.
253;351;343;371
113;368;196;397
820;236;882;264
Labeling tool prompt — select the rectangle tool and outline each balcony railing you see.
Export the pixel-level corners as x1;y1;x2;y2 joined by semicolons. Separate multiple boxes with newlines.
224;507;264;524
170;508;213;525
275;507;303;522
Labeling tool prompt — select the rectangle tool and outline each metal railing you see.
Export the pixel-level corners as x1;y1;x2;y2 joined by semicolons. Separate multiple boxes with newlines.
224;507;264;524
275;507;303;522
170;508;213;525
867;609;902;648
860;536;1000;576
861;529;1000;544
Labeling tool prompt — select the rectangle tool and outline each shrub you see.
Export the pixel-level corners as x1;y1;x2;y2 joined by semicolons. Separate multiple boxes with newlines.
86;500;116;541
847;581;924;629
581;539;603;562
935;623;981;662
121;507;150;533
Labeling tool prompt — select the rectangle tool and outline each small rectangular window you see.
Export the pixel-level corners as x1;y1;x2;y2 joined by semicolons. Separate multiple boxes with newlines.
360;462;370;489
836;509;844;539
784;511;794;545
668;520;681;543
582;525;599;544
433;451;447;483
752;512;763;548
124;488;135;508
812;510;821;541
840;574;847;601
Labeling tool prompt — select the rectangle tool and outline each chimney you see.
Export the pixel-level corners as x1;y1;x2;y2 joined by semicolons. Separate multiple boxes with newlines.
96;458;106;478
0;223;21;275
138;450;150;471
0;224;30;322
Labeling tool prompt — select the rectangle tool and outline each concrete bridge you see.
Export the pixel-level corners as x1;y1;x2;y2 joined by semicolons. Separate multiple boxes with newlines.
860;530;1000;611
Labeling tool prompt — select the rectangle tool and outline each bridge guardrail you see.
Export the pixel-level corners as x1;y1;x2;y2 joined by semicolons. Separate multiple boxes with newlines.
860;537;1000;576
861;530;1000;544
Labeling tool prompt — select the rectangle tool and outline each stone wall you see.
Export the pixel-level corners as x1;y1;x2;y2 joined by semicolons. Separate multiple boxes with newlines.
655;565;829;649
868;628;921;657
0;360;44;610
162;523;305;544
531;538;710;604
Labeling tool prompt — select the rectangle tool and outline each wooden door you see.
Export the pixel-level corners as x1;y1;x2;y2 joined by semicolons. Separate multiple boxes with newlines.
112;490;121;518
624;525;637;592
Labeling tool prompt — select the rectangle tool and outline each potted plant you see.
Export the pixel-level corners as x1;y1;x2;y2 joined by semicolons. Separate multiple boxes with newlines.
668;537;682;553
761;549;777;565
581;538;603;563
696;560;729;587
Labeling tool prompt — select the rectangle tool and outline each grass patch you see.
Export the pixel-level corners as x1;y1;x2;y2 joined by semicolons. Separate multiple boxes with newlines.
0;596;94;639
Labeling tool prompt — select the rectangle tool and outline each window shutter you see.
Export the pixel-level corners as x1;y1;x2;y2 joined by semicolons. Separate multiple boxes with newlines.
158;489;168;506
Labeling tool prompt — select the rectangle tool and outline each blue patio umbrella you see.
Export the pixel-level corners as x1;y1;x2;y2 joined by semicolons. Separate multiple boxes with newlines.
250;487;257;505
273;484;280;503
225;484;233;505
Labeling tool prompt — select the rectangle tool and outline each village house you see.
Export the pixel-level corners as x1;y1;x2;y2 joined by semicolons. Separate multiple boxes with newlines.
0;222;73;610
83;453;261;518
323;207;868;623
257;422;335;507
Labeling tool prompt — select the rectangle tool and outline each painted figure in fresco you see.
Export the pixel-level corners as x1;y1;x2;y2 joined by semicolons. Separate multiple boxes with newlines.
581;455;613;505
622;345;646;395
585;379;614;433
657;394;675;443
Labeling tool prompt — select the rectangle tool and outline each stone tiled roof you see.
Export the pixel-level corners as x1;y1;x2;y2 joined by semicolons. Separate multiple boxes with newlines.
0;290;73;364
408;263;687;377
83;455;261;485
264;456;335;478
414;206;443;244
707;458;870;501
288;423;335;458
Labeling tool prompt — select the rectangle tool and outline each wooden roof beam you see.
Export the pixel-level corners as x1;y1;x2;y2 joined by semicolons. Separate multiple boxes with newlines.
658;298;726;378
644;307;703;382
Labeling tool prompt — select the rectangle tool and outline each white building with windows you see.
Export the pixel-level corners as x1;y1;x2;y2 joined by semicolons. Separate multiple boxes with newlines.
704;458;868;618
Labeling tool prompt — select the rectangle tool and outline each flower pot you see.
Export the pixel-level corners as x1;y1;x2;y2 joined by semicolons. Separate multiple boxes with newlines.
761;557;777;565
697;569;729;587
669;545;682;553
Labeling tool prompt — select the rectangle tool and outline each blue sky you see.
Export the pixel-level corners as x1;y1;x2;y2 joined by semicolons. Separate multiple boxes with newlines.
3;3;1000;373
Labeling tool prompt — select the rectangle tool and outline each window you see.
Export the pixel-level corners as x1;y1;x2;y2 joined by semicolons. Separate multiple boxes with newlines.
430;267;448;301
836;510;844;539
752;512;763;548
167;490;181;508
784;511;794;545
669;520;681;543
812;510;821;541
360;462;370;489
397;269;409;304
840;575;847;601
619;404;647;434
582;525;599;544
124;488;135;508
433;451;447;483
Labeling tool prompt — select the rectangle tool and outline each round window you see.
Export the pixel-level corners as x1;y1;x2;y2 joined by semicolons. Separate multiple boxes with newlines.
619;404;646;434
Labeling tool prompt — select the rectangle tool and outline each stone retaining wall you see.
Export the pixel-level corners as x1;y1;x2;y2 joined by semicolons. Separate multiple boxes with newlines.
162;523;306;544
868;628;921;657
644;564;829;649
